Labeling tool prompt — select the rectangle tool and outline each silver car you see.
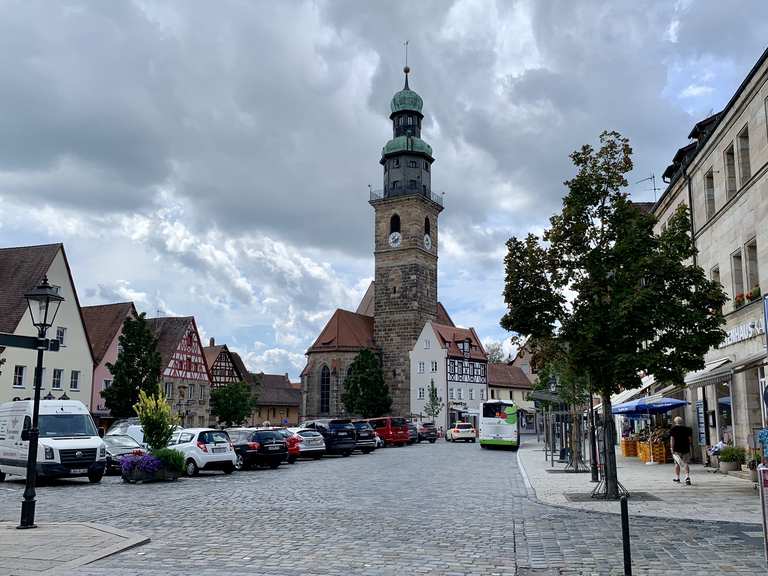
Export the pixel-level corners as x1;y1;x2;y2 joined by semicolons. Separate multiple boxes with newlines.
287;427;326;459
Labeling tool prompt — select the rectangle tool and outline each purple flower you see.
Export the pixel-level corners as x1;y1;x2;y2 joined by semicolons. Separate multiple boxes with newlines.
121;454;162;475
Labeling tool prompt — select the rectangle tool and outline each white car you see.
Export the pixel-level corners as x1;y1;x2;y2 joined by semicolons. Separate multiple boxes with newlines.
287;427;326;459
446;423;476;443
168;428;236;476
106;418;146;448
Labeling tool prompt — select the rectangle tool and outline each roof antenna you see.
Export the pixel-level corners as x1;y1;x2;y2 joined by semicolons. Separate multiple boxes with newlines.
403;40;410;89
635;173;661;202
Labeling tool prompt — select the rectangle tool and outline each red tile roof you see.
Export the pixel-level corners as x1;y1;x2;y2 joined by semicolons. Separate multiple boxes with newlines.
431;322;487;361
146;316;199;373
435;302;455;327
0;244;62;333
252;372;301;407
488;363;532;389
306;309;376;354
356;281;376;316
202;345;224;369
81;302;136;365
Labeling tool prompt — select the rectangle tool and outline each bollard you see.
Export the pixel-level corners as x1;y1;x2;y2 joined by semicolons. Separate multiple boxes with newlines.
620;495;632;576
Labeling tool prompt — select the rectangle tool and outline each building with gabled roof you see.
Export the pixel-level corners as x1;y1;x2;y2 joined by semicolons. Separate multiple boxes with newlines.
0;244;94;407
203;337;246;389
147;316;212;427
247;372;302;426
81;301;137;423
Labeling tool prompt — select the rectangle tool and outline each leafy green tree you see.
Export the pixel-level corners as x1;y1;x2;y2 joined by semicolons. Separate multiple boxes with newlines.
102;313;162;418
341;349;392;418
501;131;726;498
423;379;444;422
485;341;506;363
133;388;180;450
210;381;259;427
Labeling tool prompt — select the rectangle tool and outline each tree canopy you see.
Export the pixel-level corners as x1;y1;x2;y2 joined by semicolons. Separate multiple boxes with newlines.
423;378;444;422
341;349;392;418
210;381;259;427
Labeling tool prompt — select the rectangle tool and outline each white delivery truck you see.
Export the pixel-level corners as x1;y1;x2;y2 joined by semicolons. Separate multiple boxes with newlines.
0;399;107;483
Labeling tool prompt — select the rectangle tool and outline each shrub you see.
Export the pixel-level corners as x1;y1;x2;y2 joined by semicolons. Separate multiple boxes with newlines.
133;388;180;451
152;447;185;474
719;446;746;463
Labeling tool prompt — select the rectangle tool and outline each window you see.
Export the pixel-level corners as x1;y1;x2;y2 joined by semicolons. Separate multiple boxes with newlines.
56;327;66;346
424;161;429;172
738;124;751;185
480;388;485;400
103;379;112;391
424;217;431;236
430;361;438;373
408;160;418;168
509;390;514;400
185;356;192;371
469;388;474;401
13;366;25;388
390;213;400;234
320;365;331;413
457;388;463;400
418;361;425;374
732;250;744;299
418;387;425;400
704;169;715;220
449;388;455;400
409;179;418;189
164;382;173;398
746;239;759;293
52;369;63;390
189;383;196;400
393;158;400;168
490;389;495;399
724;144;737;199
70;370;80;390
424;339;430;350
392;180;400;189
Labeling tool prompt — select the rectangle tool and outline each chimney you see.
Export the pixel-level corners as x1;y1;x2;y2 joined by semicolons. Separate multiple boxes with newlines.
209;337;215;347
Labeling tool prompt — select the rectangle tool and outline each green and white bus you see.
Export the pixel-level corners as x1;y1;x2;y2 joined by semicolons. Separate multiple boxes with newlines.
479;400;520;450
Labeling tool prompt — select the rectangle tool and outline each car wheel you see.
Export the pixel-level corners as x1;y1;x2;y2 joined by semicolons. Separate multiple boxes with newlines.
342;450;352;457
471;438;476;443
88;472;103;483
185;459;199;477
362;448;373;454
313;454;323;460
287;455;297;464
223;463;234;475
429;439;436;444
0;471;5;482
235;454;245;471
269;461;280;469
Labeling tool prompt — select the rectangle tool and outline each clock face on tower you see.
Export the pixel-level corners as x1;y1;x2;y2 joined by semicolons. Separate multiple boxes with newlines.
388;231;402;248
423;234;432;250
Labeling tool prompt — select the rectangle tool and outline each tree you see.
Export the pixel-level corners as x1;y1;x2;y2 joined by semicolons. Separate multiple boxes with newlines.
485;341;506;363
102;313;162;418
341;349;392;418
133;388;179;450
423;379;444;422
210;381;259;427
501;131;726;498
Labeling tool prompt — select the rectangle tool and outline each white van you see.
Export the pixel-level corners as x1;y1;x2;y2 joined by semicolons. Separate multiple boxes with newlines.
0;400;107;483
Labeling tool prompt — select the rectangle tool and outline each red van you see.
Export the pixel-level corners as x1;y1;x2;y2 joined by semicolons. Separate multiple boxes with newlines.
368;417;409;447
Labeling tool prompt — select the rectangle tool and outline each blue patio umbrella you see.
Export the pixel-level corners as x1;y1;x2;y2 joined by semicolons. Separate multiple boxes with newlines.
611;397;689;416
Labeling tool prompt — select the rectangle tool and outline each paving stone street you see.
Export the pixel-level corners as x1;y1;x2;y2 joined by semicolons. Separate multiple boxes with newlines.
0;440;764;575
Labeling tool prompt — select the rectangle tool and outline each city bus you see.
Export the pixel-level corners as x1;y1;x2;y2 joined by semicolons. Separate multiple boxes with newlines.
479;400;520;450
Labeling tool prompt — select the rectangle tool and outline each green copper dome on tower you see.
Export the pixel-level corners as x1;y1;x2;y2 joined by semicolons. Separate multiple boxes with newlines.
390;66;423;115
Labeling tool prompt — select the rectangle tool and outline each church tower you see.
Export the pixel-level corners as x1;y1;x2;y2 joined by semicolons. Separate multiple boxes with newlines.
370;65;443;416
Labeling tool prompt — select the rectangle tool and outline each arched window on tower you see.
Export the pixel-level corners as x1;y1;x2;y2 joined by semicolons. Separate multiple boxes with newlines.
390;214;400;234
320;365;330;413
424;217;431;236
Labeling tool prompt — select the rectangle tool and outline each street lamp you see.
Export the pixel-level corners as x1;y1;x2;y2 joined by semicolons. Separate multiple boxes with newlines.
19;276;64;529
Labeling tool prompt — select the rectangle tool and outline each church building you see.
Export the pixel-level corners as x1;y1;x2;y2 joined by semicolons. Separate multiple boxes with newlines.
302;66;476;421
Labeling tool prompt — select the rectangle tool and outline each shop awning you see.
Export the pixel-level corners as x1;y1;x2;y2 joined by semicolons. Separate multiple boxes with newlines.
612;397;689;416
684;357;732;389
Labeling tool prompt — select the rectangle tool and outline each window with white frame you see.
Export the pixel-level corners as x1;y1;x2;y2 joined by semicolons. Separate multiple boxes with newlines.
449;388;455;400
56;326;66;346
738;124;751;185
199;385;205;400
724;143;737;199
164;382;173;398
430;361;438;373
189;383;196;400
70;370;80;390
469;388;474;400
480;388;485;400
103;379;112;391
418;361;425;374
704;169;715;221
745;239;759;294
424;339;430;349
52;369;63;390
418;387;425;400
732;249;745;299
13;365;25;387
457;388;463;400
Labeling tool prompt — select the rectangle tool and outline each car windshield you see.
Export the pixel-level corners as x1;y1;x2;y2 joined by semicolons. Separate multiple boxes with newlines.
227;430;249;443
391;418;407;428
457;423;473;430
329;422;354;432
254;431;282;442
39;414;97;438
206;431;230;444
353;422;372;431
103;435;140;449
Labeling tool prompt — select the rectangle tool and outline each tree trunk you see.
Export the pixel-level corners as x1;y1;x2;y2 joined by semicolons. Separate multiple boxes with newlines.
601;393;619;499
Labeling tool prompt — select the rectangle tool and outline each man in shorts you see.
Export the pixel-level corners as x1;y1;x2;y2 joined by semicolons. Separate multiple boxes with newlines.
669;416;693;485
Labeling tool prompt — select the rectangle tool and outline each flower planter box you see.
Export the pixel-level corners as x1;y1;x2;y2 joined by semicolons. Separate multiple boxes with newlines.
621;438;638;457
122;465;179;484
719;461;740;473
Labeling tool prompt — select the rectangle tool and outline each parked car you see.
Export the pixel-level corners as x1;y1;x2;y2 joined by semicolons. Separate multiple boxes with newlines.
367;416;409;447
103;434;144;475
0;400;107;483
352;421;377;454
227;428;287;470
417;422;438;443
287;427;326;459
407;422;419;445
168;428;236;476
106;418;145;448
302;419;357;456
274;428;301;463
446;422;476;443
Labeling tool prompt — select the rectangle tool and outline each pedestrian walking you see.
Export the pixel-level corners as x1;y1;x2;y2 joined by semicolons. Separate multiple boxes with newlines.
669;416;693;485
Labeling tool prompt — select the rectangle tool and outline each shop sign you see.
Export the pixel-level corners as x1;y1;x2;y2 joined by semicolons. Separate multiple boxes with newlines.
718;317;765;348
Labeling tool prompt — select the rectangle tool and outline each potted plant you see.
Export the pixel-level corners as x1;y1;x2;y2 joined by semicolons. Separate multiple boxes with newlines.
749;286;762;301
122;389;183;483
734;293;746;308
718;446;746;472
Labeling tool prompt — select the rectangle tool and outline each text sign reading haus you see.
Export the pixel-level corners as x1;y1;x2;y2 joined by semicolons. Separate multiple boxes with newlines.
718;317;766;348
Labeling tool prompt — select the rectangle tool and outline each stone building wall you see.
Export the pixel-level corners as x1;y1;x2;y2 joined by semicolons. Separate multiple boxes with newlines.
302;351;360;418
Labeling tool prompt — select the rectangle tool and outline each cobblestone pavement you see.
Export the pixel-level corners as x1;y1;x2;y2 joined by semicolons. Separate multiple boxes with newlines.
0;441;764;575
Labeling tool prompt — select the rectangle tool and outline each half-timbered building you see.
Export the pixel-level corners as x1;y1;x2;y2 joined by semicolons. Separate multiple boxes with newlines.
203;338;246;388
147;316;212;428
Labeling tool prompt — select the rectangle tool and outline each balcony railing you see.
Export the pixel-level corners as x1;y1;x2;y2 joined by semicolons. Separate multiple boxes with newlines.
370;187;444;207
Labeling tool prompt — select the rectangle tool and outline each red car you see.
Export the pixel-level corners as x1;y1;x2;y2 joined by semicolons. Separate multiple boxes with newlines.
367;417;409;447
276;428;301;463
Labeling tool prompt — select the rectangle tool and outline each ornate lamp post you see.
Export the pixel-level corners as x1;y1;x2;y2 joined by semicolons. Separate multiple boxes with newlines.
18;276;64;529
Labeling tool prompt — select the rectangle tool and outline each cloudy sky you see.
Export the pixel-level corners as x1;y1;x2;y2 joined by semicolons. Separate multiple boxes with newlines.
1;0;766;378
